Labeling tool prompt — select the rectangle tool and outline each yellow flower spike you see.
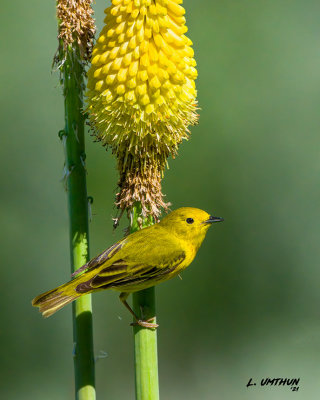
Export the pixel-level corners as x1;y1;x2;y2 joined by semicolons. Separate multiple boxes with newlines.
87;0;198;218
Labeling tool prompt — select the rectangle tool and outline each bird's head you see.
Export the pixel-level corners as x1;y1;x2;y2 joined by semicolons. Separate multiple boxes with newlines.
159;207;223;250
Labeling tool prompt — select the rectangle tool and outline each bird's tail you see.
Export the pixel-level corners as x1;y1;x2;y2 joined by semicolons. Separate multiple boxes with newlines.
32;279;82;318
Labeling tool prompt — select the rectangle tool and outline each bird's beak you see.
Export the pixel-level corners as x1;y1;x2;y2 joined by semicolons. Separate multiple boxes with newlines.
204;215;224;224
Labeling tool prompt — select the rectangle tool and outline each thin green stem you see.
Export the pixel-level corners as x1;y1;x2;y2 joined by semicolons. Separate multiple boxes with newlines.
61;44;95;400
130;203;160;400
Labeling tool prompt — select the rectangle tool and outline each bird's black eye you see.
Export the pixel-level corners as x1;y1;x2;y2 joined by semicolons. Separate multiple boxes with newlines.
186;218;194;224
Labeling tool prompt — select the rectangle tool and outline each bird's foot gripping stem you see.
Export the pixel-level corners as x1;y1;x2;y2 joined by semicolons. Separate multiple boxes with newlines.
120;292;159;329
130;317;159;329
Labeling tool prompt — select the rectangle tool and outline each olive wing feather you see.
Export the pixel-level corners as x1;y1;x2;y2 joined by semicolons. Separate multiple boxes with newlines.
71;238;127;277
75;235;186;293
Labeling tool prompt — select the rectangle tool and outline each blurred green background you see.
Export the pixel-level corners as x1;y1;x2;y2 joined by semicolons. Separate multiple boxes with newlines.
1;0;320;399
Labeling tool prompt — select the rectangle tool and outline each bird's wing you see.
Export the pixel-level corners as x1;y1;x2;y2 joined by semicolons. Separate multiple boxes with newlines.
71;238;127;277
74;236;186;293
92;250;186;290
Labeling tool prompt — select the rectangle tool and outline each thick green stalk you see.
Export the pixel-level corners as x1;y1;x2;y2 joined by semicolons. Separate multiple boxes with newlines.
131;204;160;400
61;45;95;400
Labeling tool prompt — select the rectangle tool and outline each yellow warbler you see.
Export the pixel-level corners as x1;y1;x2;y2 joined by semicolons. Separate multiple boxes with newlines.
32;207;223;328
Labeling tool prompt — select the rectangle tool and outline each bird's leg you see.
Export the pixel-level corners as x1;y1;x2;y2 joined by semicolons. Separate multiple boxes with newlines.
119;292;140;320
119;292;159;329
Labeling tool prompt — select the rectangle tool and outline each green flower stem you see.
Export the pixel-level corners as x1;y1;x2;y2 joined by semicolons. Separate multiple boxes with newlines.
131;204;160;400
62;44;95;400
